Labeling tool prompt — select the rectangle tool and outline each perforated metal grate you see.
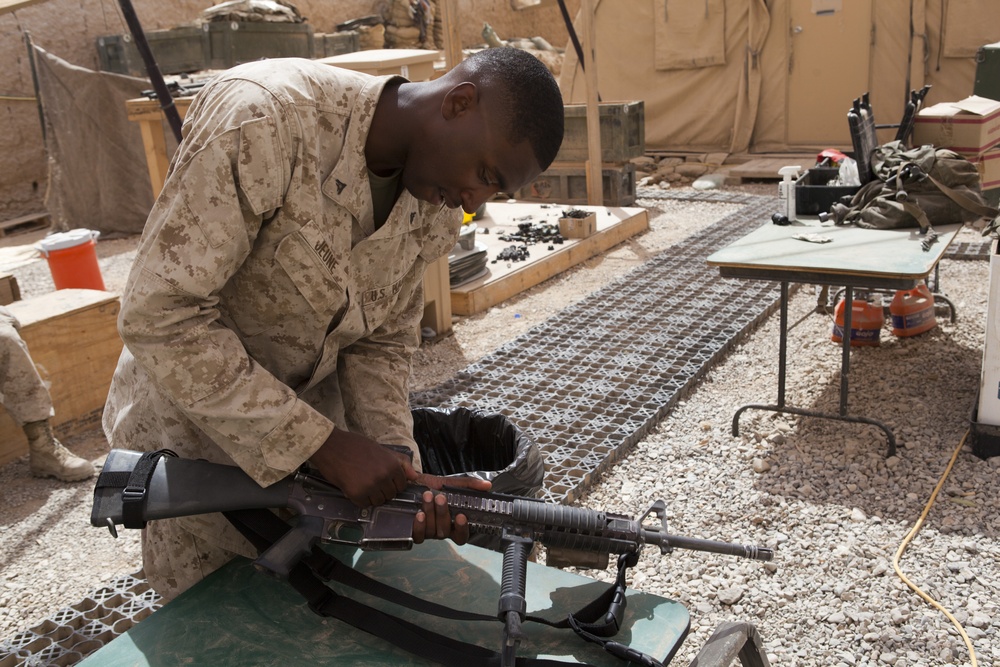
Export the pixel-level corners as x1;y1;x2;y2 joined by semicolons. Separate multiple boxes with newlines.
0;574;161;666
413;195;784;504
943;239;993;260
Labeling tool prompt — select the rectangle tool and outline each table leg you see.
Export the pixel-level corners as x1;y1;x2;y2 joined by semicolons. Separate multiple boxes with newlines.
840;286;852;416
731;282;897;457
776;281;788;409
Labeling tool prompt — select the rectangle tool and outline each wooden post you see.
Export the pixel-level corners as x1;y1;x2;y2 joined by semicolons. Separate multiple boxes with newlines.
581;0;603;206
440;0;462;71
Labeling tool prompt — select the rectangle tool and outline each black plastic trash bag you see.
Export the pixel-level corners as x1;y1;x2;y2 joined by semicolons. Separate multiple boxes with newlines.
411;406;544;499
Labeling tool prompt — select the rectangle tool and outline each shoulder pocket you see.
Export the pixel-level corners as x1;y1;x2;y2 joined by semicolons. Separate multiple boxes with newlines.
238;115;285;215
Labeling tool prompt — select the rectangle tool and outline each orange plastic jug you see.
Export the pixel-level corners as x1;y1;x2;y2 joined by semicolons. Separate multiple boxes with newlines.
831;296;883;346
890;285;937;337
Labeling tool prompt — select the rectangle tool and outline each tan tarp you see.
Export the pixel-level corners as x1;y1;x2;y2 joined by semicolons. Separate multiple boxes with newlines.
34;46;153;236
560;0;1000;154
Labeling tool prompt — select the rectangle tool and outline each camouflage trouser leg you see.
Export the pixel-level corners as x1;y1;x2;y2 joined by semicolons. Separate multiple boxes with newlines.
0;311;53;426
142;520;241;603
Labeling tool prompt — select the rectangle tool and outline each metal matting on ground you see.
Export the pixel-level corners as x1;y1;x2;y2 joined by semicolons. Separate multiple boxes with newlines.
413;194;784;504
2;193;786;666
0;574;161;667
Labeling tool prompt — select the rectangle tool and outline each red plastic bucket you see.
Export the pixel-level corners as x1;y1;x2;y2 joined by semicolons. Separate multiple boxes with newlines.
36;229;106;291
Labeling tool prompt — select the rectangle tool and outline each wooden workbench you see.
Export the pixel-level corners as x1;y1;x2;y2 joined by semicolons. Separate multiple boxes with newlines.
450;202;649;315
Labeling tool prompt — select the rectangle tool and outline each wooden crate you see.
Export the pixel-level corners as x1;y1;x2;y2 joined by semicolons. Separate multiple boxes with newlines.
97;27;209;76
0;273;20;306
555;101;645;163
315;31;360;58
514;162;637;206
0;290;122;467
206;21;314;69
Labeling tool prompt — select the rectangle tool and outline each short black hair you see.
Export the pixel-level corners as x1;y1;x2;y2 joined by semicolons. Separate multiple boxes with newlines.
461;47;564;171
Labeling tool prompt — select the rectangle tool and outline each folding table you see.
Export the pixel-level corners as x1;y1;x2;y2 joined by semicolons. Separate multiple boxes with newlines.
707;218;962;456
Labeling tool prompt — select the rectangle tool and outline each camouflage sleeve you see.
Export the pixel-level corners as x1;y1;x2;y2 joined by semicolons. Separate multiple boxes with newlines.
118;78;332;487
336;205;462;471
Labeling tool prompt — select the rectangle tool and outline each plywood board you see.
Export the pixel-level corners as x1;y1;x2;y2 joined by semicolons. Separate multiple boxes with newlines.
0;290;122;466
0;0;49;15
450;202;648;316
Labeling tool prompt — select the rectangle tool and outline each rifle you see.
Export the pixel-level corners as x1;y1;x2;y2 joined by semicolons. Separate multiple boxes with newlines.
92;449;773;666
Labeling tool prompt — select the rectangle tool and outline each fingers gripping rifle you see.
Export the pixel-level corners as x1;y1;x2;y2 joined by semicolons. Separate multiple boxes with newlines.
93;450;773;666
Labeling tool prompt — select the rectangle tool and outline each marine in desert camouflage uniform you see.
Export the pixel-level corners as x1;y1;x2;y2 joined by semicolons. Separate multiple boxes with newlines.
103;49;564;599
0;305;94;481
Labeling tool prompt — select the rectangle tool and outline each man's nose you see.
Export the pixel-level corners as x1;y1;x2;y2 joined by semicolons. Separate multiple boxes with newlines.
461;185;498;214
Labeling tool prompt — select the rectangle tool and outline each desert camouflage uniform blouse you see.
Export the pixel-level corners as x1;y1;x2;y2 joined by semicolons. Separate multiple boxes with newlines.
103;59;461;560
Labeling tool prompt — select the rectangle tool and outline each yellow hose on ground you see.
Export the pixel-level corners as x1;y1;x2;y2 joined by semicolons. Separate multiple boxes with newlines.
892;430;978;667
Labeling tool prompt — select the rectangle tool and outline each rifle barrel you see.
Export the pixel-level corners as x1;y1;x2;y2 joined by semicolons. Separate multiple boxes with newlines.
645;529;774;562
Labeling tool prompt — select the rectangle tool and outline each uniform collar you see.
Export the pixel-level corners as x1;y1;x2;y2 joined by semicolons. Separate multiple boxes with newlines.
322;74;417;236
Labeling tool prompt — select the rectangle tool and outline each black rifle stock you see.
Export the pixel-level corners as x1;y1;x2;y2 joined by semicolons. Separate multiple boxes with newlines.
92;449;773;579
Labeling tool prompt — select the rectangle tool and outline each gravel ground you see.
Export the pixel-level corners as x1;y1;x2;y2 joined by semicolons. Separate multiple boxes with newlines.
2;184;999;666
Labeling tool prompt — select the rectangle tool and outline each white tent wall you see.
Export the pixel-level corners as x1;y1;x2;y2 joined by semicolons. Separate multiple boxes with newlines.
560;0;1000;155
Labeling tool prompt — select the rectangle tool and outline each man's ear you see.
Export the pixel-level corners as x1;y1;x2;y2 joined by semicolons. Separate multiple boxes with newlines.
441;82;478;120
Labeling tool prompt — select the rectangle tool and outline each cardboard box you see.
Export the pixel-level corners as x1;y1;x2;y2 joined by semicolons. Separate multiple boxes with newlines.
979;238;1000;426
913;95;1000;154
967;147;1000;190
558;211;597;239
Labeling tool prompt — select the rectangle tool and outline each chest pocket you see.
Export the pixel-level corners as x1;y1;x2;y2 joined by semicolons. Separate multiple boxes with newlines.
274;219;350;317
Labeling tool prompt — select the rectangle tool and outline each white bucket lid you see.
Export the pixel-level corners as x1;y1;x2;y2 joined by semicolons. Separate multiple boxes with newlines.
36;229;100;256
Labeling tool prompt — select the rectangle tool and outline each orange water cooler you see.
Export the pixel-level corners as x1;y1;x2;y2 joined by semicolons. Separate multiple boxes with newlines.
35;229;106;291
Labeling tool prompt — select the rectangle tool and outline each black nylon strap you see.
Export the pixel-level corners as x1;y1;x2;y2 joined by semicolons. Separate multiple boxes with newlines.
222;508;658;667
93;470;131;490
225;508;630;631
121;450;175;529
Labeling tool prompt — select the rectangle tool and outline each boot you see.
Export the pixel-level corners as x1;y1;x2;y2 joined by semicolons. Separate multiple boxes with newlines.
25;420;95;482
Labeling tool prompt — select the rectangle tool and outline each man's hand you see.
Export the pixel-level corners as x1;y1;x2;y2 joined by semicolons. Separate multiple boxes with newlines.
309;428;413;507
412;474;492;545
309;428;493;543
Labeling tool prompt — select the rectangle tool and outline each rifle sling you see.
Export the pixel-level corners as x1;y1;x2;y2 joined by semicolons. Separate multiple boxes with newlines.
116;449;175;529
223;508;664;667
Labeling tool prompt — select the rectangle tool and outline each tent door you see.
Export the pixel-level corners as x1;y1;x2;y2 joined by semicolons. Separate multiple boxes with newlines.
786;0;873;148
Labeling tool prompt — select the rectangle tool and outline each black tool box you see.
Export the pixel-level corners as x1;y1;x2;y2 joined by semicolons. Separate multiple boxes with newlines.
794;166;858;215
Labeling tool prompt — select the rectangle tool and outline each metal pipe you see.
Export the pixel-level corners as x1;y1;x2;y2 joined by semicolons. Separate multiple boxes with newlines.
22;31;45;144
116;0;183;143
